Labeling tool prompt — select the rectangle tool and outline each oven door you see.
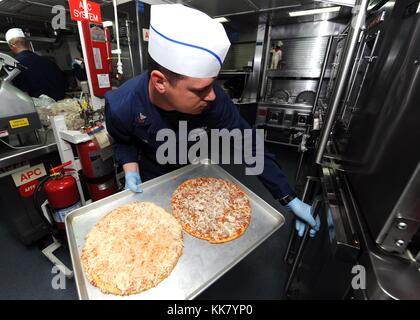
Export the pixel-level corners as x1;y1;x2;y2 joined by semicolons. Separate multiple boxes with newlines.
285;166;420;300
285;168;360;299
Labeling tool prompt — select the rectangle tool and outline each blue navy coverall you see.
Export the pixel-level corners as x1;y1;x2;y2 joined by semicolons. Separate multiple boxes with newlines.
13;50;66;101
105;72;294;200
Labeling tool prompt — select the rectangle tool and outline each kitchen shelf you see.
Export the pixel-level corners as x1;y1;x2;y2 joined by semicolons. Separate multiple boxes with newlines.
258;101;313;110
262;123;307;130
219;70;251;75
266;69;332;79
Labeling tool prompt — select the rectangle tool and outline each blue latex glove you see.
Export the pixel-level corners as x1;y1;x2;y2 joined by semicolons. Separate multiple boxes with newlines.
286;198;321;237
124;171;143;193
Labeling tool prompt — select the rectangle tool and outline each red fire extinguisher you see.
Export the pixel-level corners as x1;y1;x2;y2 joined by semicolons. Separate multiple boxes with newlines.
40;161;82;230
76;136;117;202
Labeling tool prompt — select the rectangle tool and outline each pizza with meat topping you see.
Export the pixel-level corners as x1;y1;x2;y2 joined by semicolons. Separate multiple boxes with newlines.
80;201;183;296
171;177;251;243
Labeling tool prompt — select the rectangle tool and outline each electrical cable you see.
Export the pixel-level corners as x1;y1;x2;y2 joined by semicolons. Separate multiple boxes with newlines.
0;128;52;150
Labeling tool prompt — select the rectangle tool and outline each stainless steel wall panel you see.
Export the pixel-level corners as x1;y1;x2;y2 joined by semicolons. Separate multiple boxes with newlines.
223;42;256;70
270;21;347;39
269;37;329;77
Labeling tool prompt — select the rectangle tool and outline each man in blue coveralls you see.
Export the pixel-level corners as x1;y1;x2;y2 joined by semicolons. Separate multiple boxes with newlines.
5;28;66;101
105;4;320;237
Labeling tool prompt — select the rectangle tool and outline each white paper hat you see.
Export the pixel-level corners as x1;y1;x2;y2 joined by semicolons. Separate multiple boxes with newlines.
5;28;26;43
148;4;231;78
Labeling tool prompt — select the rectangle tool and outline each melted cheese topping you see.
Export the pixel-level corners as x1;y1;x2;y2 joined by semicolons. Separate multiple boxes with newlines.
172;177;251;243
81;202;183;295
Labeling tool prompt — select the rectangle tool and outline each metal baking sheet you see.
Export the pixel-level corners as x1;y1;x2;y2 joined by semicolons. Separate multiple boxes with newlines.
65;160;285;300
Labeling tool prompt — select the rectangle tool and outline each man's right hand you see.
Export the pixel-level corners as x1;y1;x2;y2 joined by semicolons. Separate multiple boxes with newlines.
123;163;143;193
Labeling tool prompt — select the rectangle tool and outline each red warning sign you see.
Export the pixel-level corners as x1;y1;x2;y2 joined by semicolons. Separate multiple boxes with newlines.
142;28;150;42
19;180;40;198
12;163;47;187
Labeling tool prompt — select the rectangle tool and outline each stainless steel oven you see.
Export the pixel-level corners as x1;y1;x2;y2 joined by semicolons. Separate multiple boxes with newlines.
285;0;420;299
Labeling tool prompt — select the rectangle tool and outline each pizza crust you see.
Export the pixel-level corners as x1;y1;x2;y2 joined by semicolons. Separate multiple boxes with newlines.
171;177;251;243
81;201;183;296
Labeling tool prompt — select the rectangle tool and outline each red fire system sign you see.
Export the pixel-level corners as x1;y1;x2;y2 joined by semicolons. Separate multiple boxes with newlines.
68;0;102;23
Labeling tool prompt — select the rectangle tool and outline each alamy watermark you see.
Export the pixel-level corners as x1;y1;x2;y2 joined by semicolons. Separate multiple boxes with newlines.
156;121;265;175
351;264;366;290
51;5;66;30
51;265;67;290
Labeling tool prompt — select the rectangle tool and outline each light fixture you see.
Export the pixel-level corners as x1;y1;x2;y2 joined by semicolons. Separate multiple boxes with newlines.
213;17;230;23
289;6;341;17
103;21;113;27
315;0;355;7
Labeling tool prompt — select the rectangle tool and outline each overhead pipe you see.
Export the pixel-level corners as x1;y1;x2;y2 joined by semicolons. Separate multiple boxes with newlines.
17;0;70;11
136;0;144;73
315;0;369;165
313;35;335;115
295;35;334;183
339;30;366;120
244;0;259;10
125;19;135;77
112;0;123;75
213;4;301;18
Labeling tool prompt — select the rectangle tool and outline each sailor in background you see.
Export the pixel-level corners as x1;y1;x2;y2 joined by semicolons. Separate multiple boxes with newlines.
5;28;67;101
270;41;283;70
105;4;320;237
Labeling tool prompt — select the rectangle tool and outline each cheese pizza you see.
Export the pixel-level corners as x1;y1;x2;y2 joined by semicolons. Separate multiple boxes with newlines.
171;177;251;243
80;201;183;296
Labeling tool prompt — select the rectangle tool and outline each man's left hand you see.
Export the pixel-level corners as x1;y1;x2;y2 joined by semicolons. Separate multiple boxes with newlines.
286;198;321;237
